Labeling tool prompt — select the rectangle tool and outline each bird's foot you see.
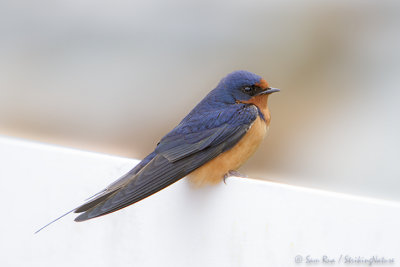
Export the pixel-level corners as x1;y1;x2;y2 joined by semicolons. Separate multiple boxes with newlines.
223;170;247;184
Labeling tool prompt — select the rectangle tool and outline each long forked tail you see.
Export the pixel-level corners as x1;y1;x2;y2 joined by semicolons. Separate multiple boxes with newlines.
34;189;113;234
34;208;76;234
34;163;145;234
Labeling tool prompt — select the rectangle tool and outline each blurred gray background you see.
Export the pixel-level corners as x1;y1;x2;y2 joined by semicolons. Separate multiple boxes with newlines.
1;0;399;201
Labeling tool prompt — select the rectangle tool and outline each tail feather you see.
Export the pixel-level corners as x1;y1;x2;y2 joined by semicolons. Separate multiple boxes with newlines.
35;189;119;233
34;208;76;234
74;190;115;213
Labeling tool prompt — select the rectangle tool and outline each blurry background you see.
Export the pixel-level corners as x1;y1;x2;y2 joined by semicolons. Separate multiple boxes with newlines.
0;0;399;201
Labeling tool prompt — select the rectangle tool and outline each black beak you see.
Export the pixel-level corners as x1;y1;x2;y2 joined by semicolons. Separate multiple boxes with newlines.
255;87;280;96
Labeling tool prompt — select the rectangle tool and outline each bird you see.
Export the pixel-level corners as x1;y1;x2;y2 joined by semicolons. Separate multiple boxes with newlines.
35;70;279;233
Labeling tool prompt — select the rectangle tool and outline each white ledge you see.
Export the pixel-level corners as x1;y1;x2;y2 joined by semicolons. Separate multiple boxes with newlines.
1;136;399;267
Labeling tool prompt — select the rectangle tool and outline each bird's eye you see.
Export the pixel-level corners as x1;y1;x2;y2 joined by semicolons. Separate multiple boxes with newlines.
242;86;253;94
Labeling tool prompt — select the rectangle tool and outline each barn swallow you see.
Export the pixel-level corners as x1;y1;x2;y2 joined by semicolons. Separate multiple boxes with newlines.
36;70;279;232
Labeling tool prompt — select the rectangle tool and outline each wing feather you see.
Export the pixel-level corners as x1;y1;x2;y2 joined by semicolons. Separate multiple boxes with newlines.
74;104;258;221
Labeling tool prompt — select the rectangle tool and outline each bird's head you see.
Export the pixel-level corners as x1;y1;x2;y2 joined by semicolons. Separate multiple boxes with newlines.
216;70;279;104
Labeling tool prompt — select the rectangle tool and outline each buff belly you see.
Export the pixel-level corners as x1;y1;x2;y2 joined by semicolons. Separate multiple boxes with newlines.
188;116;268;186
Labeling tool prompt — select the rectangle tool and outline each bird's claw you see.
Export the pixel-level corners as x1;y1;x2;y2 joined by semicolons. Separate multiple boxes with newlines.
223;170;247;184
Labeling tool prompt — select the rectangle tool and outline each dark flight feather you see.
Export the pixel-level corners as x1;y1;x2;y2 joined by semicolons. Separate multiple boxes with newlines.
73;104;258;221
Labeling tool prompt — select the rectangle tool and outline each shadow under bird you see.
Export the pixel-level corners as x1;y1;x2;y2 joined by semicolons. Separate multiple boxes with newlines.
36;70;279;233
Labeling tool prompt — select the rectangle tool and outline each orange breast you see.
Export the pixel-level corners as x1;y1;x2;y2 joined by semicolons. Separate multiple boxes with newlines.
188;116;268;187
240;94;271;125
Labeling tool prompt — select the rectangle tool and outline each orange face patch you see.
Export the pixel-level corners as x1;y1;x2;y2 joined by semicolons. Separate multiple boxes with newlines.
238;94;271;125
254;78;269;89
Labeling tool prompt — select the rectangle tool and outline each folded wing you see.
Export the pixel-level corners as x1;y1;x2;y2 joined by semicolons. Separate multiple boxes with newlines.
74;104;258;221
